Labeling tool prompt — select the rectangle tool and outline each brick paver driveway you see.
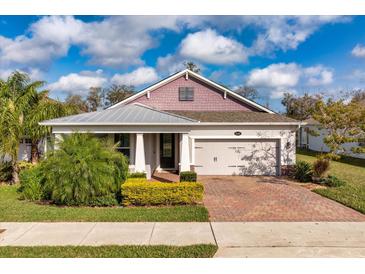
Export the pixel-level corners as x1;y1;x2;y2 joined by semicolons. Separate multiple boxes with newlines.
201;176;365;222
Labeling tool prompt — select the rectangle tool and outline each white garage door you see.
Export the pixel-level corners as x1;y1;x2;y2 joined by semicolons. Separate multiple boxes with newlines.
194;139;279;176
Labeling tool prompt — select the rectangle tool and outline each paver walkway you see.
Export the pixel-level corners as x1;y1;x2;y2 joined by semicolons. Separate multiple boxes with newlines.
201;176;365;221
2;222;365;257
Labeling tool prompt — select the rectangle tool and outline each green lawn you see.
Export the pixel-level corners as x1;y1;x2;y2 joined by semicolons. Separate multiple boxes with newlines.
297;148;365;214
0;185;209;222
0;245;217;258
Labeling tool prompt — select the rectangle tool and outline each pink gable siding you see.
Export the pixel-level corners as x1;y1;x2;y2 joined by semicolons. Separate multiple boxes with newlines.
128;75;260;112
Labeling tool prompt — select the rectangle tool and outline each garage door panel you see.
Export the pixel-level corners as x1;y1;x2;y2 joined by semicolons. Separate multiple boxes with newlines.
194;139;279;176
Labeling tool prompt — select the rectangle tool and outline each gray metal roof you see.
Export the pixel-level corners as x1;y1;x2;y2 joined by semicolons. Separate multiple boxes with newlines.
40;103;198;125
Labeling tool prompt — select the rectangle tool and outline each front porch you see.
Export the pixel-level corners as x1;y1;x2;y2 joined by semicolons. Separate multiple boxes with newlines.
93;133;192;179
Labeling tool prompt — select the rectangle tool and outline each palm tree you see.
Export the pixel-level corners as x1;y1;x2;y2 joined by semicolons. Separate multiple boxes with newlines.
0;71;78;182
0;72;38;183
25;90;78;164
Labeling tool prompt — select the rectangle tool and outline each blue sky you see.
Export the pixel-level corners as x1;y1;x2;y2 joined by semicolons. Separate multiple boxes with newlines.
1;15;365;111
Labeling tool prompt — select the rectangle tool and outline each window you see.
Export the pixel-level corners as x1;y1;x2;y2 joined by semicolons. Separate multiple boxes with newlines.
179;87;194;101
114;133;130;159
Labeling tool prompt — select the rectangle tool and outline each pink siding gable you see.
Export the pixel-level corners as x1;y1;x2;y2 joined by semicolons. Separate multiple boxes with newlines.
128;75;260;112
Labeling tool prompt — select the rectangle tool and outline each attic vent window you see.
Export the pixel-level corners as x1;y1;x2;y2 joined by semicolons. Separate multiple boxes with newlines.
179;87;194;101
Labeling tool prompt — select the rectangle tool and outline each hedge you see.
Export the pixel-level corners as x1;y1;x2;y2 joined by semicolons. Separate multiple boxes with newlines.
128;172;147;179
180;171;197;182
121;179;204;206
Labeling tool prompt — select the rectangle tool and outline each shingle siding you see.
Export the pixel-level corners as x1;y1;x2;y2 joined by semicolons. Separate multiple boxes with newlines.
129;75;260;112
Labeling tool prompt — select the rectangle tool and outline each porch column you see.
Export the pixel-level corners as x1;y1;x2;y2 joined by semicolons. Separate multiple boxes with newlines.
179;133;190;172
54;133;63;150
135;133;146;173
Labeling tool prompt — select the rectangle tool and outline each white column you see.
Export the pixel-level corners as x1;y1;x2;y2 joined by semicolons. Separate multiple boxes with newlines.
190;138;195;165
54;134;63;150
135;133;146;173
179;133;190;172
43;136;48;156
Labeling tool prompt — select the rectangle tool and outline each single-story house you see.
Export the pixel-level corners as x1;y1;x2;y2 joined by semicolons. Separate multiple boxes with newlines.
298;117;365;159
41;69;301;179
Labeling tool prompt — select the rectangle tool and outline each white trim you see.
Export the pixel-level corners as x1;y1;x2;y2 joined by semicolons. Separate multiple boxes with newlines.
179;133;190;172
108;69;274;113
191;135;283;140
43;121;301;126
190;137;195;165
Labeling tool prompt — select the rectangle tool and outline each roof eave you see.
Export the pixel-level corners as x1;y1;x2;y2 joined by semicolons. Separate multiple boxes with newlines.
40;121;301;126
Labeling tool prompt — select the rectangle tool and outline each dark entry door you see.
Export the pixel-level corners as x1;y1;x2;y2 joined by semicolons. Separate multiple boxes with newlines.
160;133;175;169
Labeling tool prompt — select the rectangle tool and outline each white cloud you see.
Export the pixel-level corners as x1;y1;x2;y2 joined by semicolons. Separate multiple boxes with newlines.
248;16;349;55
0;15;350;74
304;65;333;86
180;29;248;64
156;54;187;75
270;88;297;99
0;16;186;70
0;67;43;81
47;69;107;96
111;67;159;86
351;44;365;58
247;63;301;88
348;69;365;83
0;68;12;80
246;63;334;98
0;16;81;68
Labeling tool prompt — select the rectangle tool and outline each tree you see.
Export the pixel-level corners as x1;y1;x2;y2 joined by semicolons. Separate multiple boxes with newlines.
234;86;258;101
86;87;103;111
37;133;128;205
311;99;365;159
25;91;79;164
281;92;321;120
350;89;365;105
0;72;38;183
105;84;134;106
65;94;88;113
184;61;200;73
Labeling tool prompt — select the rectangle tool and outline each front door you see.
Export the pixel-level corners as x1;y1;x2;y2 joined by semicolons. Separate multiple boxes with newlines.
160;133;175;169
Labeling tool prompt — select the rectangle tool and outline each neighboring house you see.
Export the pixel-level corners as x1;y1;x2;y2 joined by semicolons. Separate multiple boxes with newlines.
298;118;365;159
41;69;300;179
3;138;46;162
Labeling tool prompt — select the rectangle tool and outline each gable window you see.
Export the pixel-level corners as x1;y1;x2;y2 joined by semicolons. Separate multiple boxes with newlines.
179;87;194;101
114;133;130;159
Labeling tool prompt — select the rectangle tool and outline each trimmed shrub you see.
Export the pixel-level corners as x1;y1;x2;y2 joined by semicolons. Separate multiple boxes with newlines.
0;161;13;182
121;179;204;206
128;172;147;179
313;157;330;178
293;160;313;182
84;194;119;207
18;166;43;201
180;171;197;182
39;133;129;206
322;175;346;188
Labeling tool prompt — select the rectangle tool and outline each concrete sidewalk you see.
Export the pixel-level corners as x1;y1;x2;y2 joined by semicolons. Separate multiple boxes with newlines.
1;222;365;257
0;222;215;246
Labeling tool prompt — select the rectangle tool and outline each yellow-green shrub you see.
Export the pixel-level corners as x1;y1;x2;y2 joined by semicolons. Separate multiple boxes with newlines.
121;179;204;206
